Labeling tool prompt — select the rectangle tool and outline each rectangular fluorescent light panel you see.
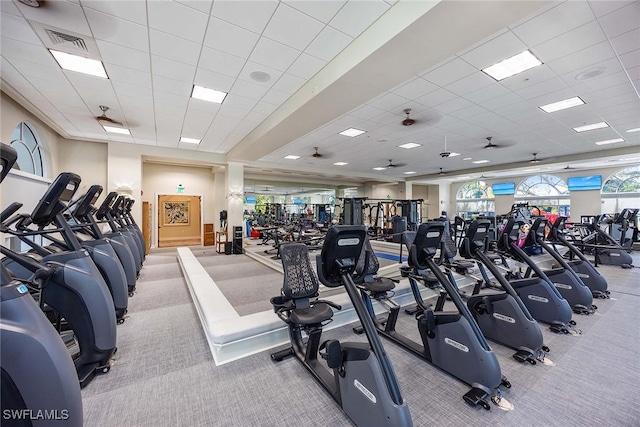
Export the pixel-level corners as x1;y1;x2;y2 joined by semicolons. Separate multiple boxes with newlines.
626;127;640;133
573;122;608;132
373;167;386;171
482;50;542;81
448;152;461;157
284;155;300;160
192;85;227;103
339;128;366;137
333;162;349;166
398;142;421;149
50;50;107;78
404;171;417;175
595;138;624;146
539;97;584;113
472;159;490;164
180;137;200;144
103;125;130;135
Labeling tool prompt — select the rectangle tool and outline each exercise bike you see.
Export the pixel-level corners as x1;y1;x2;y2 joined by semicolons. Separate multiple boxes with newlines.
270;226;412;427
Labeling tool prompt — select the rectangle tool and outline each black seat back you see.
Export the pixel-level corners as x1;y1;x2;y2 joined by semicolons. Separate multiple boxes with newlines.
409;222;445;270
31;172;81;227
318;225;367;287
459;219;491;259
356;238;379;280
280;243;319;304
1;143;18;182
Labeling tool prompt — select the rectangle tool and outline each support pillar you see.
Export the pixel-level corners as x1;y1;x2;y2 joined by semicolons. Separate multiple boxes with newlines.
225;162;244;235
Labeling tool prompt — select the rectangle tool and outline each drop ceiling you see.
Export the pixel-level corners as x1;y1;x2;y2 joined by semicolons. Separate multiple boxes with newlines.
1;0;639;186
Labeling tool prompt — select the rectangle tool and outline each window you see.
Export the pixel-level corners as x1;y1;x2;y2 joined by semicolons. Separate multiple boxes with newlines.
601;166;640;213
515;174;570;217
456;180;495;219
10;122;45;177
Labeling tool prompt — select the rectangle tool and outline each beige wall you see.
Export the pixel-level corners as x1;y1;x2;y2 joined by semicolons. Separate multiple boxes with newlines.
58;138;108;194
142;162;216;246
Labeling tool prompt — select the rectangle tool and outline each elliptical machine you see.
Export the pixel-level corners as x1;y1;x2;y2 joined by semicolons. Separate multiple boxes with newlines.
111;196;145;264
497;219;575;334
2;172;117;387
527;217;596;315
0;143;83;425
270;226;412;427
363;221;510;409
549;217;609;299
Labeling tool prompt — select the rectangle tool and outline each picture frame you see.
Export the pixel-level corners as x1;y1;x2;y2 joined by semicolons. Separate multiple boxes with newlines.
162;201;190;226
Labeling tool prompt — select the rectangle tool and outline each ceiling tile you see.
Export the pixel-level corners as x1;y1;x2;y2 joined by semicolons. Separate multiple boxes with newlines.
198;47;245;78
498;64;557;91
1;12;41;45
619;49;640;70
261;88;292;105
252;101;279;115
211;0;279;34
532;20;606;63
432;97;475;114
85;8;149;52
284;0;346;24
0;1;21;16
105;63;151;87
414;88;457;108
217;105;250;120
305;26;353;62
511;1;595;47
96;40;150;72
567;68;628;95
223;93;258;111
182;106;216;137
449;105;489;120
149;29;201;65
545;41;616;76
463;83;511;104
271;73;306;94
597;1;640;38
516;77;568;100
64;70;112;91
112;80;153;100
263;3;325;51
175;1;213;14
151;55;196;82
287;53;326;79
422;58;477;87
329;0;389;38
249;37;301;72
588;0;635;18
610;28;640;56
480;92;525;111
230;79;270;101
148;0;209;43
16;0;91;35
391;77;438;100
152;74;192;96
368;92;410;112
81;0;147;26
348;104;386;120
445;71;495;96
203;17;260;59
194;68;236;93
460;30;528;69
1;38;58;67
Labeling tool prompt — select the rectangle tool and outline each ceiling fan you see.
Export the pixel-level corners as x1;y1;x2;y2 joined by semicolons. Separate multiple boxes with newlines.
386;159;406;168
483;136;514;150
402;108;416;126
530;153;541;163
311;147;333;159
438;168;446;176
96;106;124;127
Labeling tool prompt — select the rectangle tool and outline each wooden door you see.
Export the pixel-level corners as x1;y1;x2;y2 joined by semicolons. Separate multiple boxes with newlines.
157;195;202;248
142;201;151;254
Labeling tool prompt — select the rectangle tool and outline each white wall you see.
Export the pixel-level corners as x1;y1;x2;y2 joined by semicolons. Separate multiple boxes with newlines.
58;139;108;194
142;162;217;245
570;189;601;221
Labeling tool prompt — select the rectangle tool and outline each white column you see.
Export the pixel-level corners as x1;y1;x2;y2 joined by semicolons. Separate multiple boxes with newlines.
439;182;451;217
401;181;413;199
225;162;244;233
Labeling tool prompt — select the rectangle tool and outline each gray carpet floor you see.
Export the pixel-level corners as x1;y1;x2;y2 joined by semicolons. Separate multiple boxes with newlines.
82;249;640;426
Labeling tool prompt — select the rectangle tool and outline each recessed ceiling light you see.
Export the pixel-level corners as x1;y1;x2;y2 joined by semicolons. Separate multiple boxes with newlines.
49;49;107;78
180;137;200;144
373;167;386;171
339;128;366;137
333;162;349;166
448;152;461;157
575;67;606;80
626;127;640;133
523;168;541;172
404;171;417;175
472;159;490;164
192;85;227;104
482;50;542;81
595;138;624;146
103;125;130;135
539;96;585;113
463;157;472;161
398;142;421;149
284;155;300;160
573;122;609;132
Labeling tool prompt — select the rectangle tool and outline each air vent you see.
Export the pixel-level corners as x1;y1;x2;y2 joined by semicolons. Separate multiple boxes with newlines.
45;29;88;51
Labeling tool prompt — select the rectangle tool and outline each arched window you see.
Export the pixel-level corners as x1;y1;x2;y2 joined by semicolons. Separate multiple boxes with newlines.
601;166;640;213
456;180;495;219
10;122;45;177
515;174;569;217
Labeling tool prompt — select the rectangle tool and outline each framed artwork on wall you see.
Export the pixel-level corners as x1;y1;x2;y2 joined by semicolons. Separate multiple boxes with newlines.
163;201;190;226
